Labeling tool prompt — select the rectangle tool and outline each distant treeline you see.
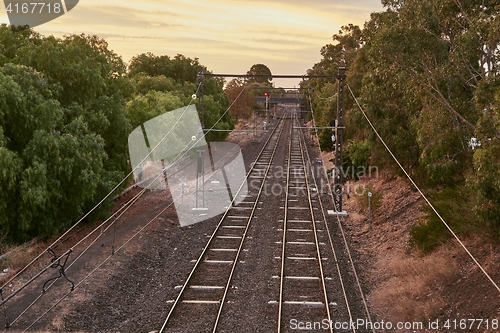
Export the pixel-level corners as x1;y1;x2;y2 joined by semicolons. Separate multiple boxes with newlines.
305;0;500;250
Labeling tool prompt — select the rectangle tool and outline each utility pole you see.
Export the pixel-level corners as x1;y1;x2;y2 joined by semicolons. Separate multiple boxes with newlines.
197;69;205;130
193;149;207;211
333;67;347;216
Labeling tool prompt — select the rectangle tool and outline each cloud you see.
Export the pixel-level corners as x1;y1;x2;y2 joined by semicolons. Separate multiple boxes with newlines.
55;4;182;30
0;0;384;87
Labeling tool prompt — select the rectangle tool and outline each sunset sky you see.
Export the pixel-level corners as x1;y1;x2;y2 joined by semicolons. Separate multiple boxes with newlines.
1;0;384;87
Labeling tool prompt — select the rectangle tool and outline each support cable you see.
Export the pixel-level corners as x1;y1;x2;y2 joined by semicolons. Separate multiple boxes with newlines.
0;83;202;293
21;196;178;333
347;83;500;294
13;80;251;330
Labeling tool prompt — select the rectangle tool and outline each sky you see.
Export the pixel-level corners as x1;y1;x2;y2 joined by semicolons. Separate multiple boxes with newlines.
1;0;384;87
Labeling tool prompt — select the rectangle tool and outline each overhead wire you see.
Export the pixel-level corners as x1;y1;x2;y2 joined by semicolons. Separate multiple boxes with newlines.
15;79;251;330
0;82;203;293
347;83;500;294
2;94;204;327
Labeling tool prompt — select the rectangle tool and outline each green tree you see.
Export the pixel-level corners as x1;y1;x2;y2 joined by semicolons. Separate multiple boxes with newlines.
128;52;201;84
17;33;132;107
203;95;233;141
134;74;176;94
470;143;500;233
0;27;135;241
246;64;272;84
127;52;231;141
306;0;500;242
0;64;109;240
126;91;184;130
0;24;40;66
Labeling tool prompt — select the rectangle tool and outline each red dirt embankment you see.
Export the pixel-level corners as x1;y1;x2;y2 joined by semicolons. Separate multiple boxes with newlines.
343;174;500;332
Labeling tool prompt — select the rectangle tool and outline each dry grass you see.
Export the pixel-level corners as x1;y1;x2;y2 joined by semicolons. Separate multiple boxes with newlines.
0;239;51;286
369;244;459;322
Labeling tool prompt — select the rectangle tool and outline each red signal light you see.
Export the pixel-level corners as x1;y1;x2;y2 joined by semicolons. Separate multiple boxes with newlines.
264;92;268;97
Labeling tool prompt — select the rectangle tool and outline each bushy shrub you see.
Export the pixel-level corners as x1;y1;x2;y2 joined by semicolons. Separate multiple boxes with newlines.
343;139;371;180
409;187;476;253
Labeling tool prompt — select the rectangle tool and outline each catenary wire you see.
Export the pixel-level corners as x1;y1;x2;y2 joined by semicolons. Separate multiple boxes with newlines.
0;83;202;292
14;80;250;330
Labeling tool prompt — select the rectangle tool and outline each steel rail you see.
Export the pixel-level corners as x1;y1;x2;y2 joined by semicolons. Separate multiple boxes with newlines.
296;119;356;332
276;114;292;333
295;115;333;333
307;126;375;332
305;85;375;330
277;115;333;332
159;113;287;332
211;113;288;332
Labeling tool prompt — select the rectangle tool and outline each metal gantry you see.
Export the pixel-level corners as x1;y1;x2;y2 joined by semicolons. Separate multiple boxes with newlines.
197;70;348;213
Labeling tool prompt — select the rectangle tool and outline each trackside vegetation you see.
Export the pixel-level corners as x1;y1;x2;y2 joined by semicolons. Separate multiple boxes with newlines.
0;25;231;243
304;0;500;250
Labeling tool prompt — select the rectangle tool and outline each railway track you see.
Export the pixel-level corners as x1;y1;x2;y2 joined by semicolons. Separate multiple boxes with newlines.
275;115;334;332
159;111;368;332
274;115;356;332
159;113;288;332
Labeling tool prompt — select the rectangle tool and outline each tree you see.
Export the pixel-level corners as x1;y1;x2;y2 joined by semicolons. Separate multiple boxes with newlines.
0;64;109;240
246;64;272;84
0;24;40;66
17;33;132;107
0;28;134;241
128;53;201;84
128;52;169;77
202;95;233;141
126;91;184;130
134;74;176;94
127;52;232;142
224;78;255;120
